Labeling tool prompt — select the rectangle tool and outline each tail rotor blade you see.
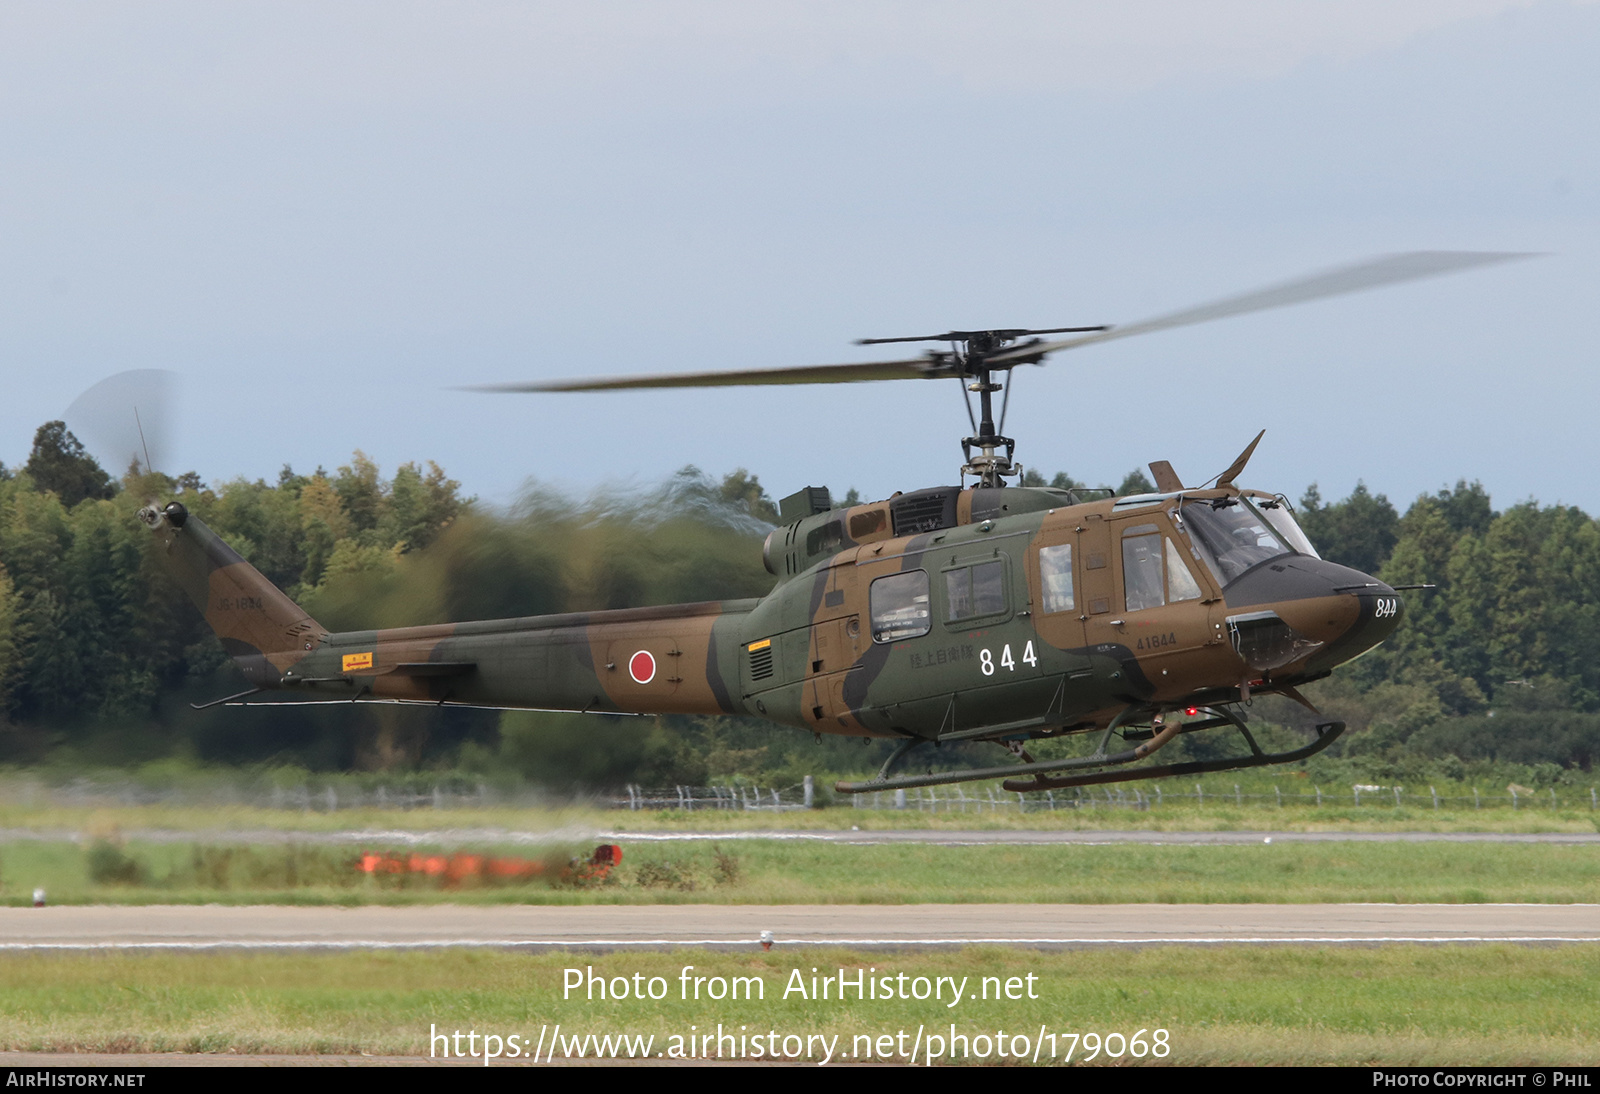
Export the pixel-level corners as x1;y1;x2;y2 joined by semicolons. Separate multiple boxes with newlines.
63;369;178;476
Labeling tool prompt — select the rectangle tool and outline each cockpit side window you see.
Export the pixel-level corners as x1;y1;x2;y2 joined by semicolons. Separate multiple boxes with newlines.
1121;524;1165;611
1122;519;1209;611
1166;537;1203;602
1181;500;1293;586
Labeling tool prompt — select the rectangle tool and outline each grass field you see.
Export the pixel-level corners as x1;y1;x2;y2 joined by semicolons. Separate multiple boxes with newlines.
1;946;1595;1065
5;836;1597;906
4;795;1596;1067
3;794;1599;835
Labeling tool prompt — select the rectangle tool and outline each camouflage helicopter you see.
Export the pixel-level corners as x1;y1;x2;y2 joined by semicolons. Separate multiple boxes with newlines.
140;251;1524;794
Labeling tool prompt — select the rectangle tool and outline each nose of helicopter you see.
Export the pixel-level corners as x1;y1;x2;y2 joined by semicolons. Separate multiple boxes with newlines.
1222;557;1404;674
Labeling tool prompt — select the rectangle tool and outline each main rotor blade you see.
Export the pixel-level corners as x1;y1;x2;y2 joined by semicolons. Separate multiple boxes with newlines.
474;251;1534;393
466;355;950;392
986;251;1538;365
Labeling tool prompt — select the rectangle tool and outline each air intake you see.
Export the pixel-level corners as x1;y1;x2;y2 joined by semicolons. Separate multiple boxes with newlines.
890;488;958;536
748;642;774;681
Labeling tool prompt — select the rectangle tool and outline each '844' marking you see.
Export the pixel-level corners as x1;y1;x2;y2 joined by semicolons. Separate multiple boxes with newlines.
979;641;1037;676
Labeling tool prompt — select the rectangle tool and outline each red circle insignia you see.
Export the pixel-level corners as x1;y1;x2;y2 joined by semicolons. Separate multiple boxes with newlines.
628;650;656;684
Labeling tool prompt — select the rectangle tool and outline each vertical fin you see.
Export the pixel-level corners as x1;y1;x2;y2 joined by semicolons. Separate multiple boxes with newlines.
139;502;324;685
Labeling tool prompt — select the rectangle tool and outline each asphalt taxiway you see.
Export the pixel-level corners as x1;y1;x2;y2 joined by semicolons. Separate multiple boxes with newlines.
2;902;1596;950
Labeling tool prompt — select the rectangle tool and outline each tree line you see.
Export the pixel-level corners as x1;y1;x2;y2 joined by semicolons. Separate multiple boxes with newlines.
0;418;1595;781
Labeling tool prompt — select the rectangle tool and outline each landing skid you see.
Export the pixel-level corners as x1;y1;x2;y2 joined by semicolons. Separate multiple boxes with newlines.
833;706;1344;795
1001;717;1344;792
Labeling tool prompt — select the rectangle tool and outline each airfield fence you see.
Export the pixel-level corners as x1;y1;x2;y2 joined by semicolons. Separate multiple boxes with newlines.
8;775;544;813
9;774;1598;814
831;782;1600;814
609;783;813;811
606;778;1600;814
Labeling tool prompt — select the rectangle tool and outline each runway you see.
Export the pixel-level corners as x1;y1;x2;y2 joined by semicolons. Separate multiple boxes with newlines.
2;903;1596;950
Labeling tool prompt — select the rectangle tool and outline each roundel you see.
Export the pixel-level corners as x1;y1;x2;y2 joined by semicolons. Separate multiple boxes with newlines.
628;650;656;684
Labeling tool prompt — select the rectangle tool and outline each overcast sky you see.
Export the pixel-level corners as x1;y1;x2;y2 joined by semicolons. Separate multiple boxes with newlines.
2;1;1595;514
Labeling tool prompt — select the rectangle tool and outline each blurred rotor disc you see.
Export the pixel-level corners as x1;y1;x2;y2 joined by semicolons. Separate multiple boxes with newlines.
62;369;177;476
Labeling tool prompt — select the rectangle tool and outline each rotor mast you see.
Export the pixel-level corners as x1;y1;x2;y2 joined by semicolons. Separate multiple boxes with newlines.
860;327;1107;488
959;333;1020;488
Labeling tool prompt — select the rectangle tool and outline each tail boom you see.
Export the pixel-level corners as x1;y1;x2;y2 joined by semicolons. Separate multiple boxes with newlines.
142;501;753;715
290;600;753;713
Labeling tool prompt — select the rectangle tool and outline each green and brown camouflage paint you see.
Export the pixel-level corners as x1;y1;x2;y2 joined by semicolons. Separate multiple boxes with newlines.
141;479;1401;746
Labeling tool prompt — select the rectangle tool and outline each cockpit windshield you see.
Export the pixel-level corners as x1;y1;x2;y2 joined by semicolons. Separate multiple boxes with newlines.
1178;498;1294;586
1250;495;1320;559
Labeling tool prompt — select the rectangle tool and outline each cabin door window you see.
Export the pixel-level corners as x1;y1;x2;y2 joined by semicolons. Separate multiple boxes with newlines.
869;570;931;643
1038;543;1074;614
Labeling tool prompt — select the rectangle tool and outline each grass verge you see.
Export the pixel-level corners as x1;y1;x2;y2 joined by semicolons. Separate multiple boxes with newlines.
0;946;1595;1065
4;798;1599;836
7;838;1598;905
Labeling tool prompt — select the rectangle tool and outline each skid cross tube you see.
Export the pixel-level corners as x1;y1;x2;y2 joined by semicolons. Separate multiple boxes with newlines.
1000;719;1345;792
835;705;1181;795
868;737;928;784
835;708;1343;795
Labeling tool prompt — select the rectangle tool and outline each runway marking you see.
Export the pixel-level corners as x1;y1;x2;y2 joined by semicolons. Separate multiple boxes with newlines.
3;936;1597;951
8;828;1600;846
601;830;1600;845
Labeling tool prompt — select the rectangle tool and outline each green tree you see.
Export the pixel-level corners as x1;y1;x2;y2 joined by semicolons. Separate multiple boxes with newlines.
0;564;19;715
333;451;386;538
1115;469;1155;496
1443;530;1495;687
386;461;466;552
204;477;309;591
1432;479;1495;537
717;469;779;524
23;422;115;507
1298;482;1399;574
296;473;349;591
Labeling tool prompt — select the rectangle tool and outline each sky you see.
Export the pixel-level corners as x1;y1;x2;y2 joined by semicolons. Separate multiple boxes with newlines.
1;1;1595;515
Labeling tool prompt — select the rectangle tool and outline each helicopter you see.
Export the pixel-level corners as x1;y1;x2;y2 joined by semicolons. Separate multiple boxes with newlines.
139;251;1526;794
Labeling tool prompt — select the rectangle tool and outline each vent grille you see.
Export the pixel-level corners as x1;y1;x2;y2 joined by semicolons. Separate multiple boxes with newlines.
748;644;774;681
890;488;957;536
